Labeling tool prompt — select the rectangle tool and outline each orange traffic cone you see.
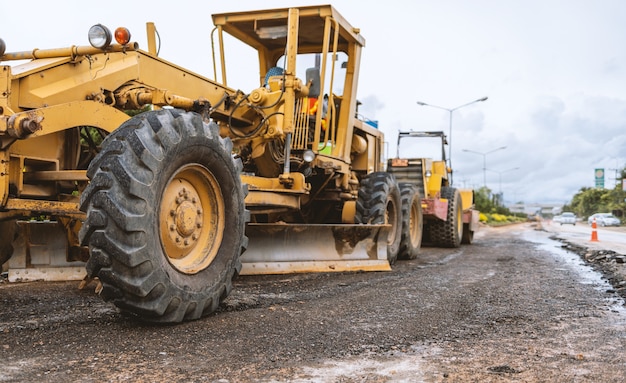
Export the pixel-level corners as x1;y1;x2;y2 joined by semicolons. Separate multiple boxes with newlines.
590;218;599;242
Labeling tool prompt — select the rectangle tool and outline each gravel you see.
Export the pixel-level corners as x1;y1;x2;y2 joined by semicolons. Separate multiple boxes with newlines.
1;223;625;382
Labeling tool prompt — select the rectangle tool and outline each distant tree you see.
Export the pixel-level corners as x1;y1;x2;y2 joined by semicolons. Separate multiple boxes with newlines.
474;186;492;213
473;186;516;215
564;168;626;220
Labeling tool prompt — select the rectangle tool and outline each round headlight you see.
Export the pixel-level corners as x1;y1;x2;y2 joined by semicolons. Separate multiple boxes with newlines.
303;150;316;163
88;24;112;49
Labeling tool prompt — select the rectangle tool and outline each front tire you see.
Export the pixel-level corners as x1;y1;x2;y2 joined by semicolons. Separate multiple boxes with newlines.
398;184;423;260
79;109;247;323
355;172;402;265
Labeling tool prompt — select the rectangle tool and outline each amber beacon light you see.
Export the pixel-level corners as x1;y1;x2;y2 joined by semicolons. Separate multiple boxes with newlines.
114;27;132;45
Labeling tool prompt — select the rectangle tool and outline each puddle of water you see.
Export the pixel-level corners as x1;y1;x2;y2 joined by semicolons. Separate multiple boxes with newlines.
522;229;626;315
278;346;438;383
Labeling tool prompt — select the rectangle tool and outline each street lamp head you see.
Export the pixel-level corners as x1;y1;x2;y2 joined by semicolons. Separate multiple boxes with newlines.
416;96;489;186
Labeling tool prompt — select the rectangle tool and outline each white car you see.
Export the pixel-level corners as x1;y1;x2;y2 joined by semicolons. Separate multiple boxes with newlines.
560;212;576;225
588;213;620;227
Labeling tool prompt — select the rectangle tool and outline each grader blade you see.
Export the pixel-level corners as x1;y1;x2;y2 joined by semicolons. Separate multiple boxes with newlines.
240;224;392;275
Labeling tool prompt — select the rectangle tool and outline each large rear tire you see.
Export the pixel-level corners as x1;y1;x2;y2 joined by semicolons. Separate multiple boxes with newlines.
398;183;423;260
79;109;247;323
355;172;402;265
428;187;462;248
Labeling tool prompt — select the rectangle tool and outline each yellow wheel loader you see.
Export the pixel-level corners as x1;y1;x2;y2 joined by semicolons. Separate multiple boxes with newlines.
0;5;405;322
387;131;479;253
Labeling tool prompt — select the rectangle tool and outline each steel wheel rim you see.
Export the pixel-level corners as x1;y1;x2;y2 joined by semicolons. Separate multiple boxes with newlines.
160;164;225;274
456;203;463;237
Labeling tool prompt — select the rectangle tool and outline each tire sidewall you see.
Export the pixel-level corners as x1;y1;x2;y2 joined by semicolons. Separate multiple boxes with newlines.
356;172;402;264
398;183;423;260
150;135;244;293
386;179;402;263
441;186;462;248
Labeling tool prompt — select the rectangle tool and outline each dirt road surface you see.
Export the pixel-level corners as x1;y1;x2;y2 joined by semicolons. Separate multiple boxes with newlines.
1;223;626;382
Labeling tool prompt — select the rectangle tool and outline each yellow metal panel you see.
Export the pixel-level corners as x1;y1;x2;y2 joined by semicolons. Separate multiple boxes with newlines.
0;66;10;109
146;23;158;55
427;174;443;198
17;54;140;109
7;101;129;136
4;197;84;218
432;161;447;177
458;189;475;210
8;267;86;282
9;57;72;78
240;260;390;275
241;173;309;193
0;150;8;205
245;191;300;210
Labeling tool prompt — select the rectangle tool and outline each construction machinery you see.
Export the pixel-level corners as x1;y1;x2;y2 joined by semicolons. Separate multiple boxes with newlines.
0;5;417;322
387;131;479;251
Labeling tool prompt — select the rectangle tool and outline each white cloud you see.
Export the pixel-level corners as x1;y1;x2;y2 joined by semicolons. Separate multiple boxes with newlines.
1;0;625;204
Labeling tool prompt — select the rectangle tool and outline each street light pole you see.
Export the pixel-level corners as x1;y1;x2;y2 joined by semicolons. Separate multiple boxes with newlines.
488;167;520;195
416;96;488;185
462;146;507;188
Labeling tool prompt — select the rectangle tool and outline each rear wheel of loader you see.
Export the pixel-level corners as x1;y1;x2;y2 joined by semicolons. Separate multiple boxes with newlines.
79;109;247;323
461;223;474;244
429;187;462;248
398;183;423;260
355;172;402;264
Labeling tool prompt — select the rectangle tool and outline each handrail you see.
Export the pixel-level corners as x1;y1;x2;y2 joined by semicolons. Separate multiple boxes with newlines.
0;43;138;62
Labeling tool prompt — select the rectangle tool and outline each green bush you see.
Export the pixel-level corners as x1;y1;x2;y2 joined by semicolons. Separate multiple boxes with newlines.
480;213;525;226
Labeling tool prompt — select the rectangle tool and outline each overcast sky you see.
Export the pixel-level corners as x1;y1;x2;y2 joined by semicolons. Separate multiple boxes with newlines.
2;0;625;205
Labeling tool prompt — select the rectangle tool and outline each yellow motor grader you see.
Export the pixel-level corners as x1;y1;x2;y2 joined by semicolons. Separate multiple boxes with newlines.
387;131;479;251
0;5;418;322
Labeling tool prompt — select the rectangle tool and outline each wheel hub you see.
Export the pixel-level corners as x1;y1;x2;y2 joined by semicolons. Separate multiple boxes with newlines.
159;164;224;274
164;185;203;257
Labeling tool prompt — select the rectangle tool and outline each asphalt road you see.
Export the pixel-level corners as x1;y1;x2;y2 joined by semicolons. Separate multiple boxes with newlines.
544;219;626;254
1;223;625;382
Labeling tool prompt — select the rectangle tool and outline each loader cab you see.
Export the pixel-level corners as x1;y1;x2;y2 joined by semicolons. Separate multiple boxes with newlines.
388;131;452;199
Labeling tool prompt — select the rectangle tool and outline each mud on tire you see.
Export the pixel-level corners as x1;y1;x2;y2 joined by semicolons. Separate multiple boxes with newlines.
398;183;423;260
79;109;248;323
355;172;402;264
